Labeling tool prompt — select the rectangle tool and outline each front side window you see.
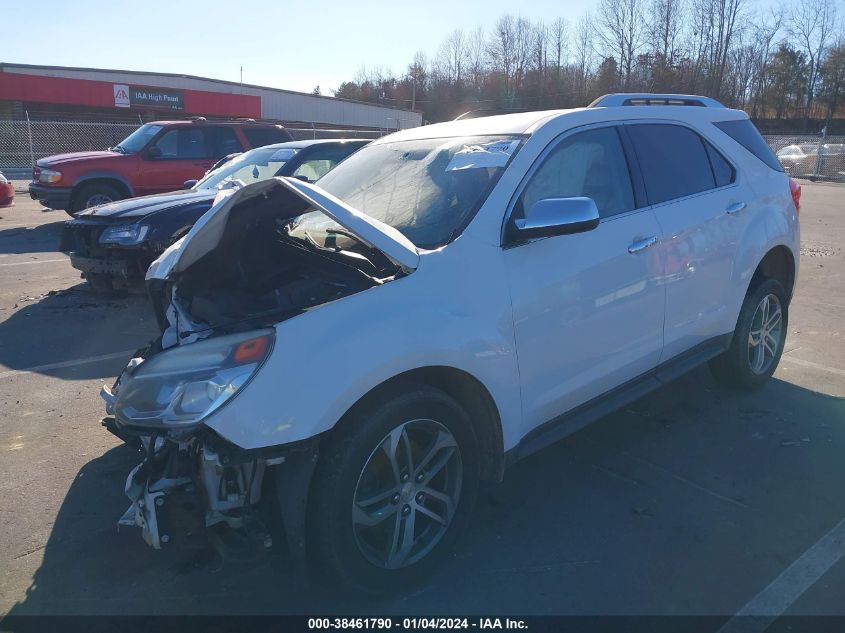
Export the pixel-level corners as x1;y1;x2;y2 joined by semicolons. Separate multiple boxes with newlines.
520;126;635;219
628;124;716;205
115;123;162;154
297;135;522;249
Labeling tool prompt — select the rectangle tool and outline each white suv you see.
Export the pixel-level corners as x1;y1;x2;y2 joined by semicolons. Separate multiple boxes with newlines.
103;94;800;592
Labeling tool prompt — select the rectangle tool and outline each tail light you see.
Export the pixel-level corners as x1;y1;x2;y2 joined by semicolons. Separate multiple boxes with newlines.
789;177;801;214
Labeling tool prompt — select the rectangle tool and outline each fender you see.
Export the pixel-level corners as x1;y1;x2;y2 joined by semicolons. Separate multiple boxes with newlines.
727;174;799;326
72;171;135;196
201;238;524;453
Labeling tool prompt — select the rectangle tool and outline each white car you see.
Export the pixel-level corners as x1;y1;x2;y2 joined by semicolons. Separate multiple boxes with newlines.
103;93;800;592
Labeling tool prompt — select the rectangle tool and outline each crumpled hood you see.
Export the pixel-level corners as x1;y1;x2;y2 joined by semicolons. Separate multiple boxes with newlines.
147;177;420;280
37;151;119;166
75;189;216;220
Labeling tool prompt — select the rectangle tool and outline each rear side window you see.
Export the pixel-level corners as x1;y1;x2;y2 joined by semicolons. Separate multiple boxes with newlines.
703;140;735;187
628;124;715;204
714;119;783;172
243;126;293;148
152;128;210;159
207;127;244;158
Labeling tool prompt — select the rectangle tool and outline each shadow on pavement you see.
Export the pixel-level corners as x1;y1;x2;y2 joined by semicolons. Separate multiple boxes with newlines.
7;368;845;615
0;221;65;255
0;283;159;380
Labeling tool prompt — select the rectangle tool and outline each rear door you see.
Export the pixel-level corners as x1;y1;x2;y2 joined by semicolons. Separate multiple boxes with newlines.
503;124;666;434
625;122;749;360
138;126;218;195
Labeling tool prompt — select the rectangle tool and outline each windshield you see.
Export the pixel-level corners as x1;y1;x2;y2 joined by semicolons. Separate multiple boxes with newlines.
296;135;522;249
115;124;162;154
197;146;299;190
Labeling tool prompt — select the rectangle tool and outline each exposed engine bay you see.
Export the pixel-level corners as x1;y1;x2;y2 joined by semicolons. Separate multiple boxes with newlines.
151;184;402;340
107;180;408;562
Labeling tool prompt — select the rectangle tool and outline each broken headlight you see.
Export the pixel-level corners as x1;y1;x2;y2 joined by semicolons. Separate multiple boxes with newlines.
99;223;150;246
114;329;274;428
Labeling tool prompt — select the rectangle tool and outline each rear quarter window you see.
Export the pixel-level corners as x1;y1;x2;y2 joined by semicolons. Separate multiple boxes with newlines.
714;119;783;172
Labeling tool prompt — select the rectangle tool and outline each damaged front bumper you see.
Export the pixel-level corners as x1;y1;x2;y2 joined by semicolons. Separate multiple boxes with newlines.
103;410;318;566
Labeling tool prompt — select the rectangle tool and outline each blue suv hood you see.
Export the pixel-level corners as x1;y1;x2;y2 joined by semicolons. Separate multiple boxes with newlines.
75;189;216;221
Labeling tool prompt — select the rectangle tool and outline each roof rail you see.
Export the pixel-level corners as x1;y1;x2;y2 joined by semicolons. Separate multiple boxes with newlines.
588;93;726;108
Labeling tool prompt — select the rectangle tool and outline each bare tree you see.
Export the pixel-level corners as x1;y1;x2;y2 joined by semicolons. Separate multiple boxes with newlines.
548;17;569;78
648;0;685;61
436;29;469;84
488;15;534;103
597;0;647;87
788;0;838;125
466;26;488;91
407;51;428;110
574;12;597;102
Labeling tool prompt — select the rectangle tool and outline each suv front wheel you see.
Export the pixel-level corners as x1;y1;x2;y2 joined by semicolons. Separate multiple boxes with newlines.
309;384;480;593
710;278;789;389
71;183;123;215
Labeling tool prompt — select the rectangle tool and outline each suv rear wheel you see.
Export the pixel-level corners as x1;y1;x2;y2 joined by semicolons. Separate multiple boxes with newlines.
71;183;123;215
710;278;788;389
309;384;479;593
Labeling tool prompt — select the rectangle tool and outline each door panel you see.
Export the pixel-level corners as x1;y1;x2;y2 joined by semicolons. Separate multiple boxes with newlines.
505;212;665;432
137;127;216;195
626;123;748;360
650;190;745;359
504;125;665;435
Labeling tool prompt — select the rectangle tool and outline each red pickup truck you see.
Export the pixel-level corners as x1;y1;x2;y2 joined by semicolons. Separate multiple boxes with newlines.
29;119;293;215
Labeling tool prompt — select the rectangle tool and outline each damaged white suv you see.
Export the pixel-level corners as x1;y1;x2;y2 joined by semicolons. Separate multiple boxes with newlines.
103;94;800;592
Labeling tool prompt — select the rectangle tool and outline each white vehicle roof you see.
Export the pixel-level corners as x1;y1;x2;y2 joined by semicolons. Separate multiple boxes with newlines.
376;94;748;144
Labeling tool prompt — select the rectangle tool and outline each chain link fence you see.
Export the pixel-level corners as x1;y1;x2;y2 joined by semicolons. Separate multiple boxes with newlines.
0;118;388;179
2;117;844;183
761;134;845;182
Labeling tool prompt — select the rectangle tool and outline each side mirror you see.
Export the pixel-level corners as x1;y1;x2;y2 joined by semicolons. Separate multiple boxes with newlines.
146;145;163;160
183;180;198;189
512;197;600;240
293;174;311;183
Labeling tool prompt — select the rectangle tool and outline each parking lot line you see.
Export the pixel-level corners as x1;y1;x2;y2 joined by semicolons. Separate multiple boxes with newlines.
0;258;67;267
0;350;135;380
782;355;845;377
717;516;845;633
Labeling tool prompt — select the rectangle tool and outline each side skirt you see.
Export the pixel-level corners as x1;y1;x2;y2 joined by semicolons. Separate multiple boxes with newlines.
504;333;732;466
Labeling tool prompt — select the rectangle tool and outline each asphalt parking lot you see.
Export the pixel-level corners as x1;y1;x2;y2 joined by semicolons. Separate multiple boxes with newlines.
0;183;844;619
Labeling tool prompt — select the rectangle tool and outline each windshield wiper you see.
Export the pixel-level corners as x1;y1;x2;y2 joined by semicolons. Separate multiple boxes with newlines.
111;145;127;154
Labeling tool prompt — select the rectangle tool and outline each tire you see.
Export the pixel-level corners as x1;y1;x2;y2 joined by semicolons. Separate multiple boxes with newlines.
308;384;480;593
72;183;123;213
709;278;789;390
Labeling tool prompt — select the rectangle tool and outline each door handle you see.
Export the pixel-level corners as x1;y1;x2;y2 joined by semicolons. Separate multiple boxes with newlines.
725;202;747;215
628;236;658;254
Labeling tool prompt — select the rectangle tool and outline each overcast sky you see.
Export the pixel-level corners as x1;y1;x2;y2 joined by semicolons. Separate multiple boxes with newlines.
4;0;596;95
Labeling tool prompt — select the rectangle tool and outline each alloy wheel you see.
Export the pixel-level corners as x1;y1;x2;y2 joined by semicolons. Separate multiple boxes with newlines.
352;418;462;570
85;194;113;208
747;293;783;375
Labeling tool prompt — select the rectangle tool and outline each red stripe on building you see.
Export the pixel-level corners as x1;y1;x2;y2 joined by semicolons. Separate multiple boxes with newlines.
0;72;261;118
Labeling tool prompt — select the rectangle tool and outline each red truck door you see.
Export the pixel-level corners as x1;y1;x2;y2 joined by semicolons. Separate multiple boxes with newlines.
136;126;219;195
